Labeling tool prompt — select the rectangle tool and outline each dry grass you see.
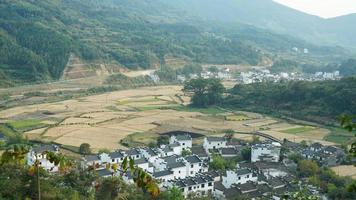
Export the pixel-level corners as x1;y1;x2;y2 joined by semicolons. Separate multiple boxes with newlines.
331;165;356;180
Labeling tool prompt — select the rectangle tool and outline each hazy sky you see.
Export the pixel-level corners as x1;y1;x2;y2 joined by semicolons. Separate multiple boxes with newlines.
274;0;356;18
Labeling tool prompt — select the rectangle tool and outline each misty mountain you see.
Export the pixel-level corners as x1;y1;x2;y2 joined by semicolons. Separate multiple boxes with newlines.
0;0;352;87
161;0;356;49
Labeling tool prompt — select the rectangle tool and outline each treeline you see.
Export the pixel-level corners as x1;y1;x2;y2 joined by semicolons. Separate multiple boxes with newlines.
224;77;356;123
271;58;356;75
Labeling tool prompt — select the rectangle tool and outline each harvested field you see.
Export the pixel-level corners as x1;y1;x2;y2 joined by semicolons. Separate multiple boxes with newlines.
331;165;356;180
1;84;339;152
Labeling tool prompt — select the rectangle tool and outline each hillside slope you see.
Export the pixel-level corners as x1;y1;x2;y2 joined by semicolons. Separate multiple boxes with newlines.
0;0;351;87
162;0;356;48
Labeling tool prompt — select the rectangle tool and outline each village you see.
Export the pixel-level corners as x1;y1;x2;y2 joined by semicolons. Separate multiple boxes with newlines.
28;131;347;199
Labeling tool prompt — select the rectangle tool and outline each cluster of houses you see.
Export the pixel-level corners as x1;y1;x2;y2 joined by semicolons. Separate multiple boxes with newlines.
177;67;232;83
26;132;347;199
239;69;341;84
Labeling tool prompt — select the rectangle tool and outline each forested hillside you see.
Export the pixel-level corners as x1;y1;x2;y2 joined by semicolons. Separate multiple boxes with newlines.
0;0;351;87
224;77;356;123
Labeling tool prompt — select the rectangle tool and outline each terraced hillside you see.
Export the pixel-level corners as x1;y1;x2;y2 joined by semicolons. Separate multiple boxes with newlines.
0;0;350;87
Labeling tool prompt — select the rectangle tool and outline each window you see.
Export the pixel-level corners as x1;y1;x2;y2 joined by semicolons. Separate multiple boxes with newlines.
208;182;212;186
182;143;185;146
188;187;192;191
238;176;241;180
136;155;139;158
193;186;196;189
201;184;205;188
191;164;194;168
178;170;181;174
246;175;249;178
112;159;115;162
181;188;184;192
190;171;193;174
199;163;202;166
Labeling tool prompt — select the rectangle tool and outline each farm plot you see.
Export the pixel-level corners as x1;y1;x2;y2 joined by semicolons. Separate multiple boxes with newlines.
331;165;356;180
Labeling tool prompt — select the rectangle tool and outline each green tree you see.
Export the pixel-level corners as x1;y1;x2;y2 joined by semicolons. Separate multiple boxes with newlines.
297;160;319;177
241;147;251;161
157;135;169;146
181;149;192;157
161;186;184;200
183;78;225;107
79;143;91;155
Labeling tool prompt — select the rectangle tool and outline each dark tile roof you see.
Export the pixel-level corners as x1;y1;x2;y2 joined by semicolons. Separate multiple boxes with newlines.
144;148;158;156
268;178;285;188
162;145;173;153
191;146;208;157
134;158;148;165
185;155;202;164
162;155;178;164
153;170;173;178
33;145;58;154
311;142;323;149
96;169;112;177
84;155;100;162
324;146;338;153
220;147;238;155
236;168;252;176
171;174;214;188
167;161;186;169
206;137;226;142
126;148;140;155
214;181;226;191
224;187;240;199
109;151;124;159
205;170;220;178
174;134;192;141
236;182;257;193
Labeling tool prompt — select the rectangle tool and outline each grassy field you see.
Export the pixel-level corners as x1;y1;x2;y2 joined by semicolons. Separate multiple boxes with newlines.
281;126;315;134
324;127;355;145
226;114;250;121
8;119;45;131
172;106;225;115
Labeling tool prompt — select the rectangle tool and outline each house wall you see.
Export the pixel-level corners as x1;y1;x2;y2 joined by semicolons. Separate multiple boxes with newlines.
222;170;256;188
203;138;227;152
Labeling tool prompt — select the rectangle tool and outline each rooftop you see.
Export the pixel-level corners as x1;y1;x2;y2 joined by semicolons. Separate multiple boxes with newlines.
206;137;226;142
185;155;202;164
109;151;124;159
173;134;192;141
153;170;173;178
32;144;58;154
167;161;186;169
96;169;112;177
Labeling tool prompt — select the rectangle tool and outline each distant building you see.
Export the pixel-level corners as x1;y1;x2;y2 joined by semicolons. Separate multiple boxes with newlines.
251;142;281;163
167;174;214;197
222;168;257;188
170;134;192;150
27;144;60;172
203;137;227;152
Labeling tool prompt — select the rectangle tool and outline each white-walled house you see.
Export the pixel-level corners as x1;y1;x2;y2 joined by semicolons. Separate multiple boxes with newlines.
141;147;160;163
168;174;214;197
153;170;174;182
251;142;281;162
27;145;60;172
222;169;257;188
185;155;206;177
170;134;192;150
203;137;227;152
109;151;125;164
167;161;188;179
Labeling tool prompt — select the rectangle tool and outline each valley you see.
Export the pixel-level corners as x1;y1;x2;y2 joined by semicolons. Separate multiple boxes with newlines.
0;81;340;153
